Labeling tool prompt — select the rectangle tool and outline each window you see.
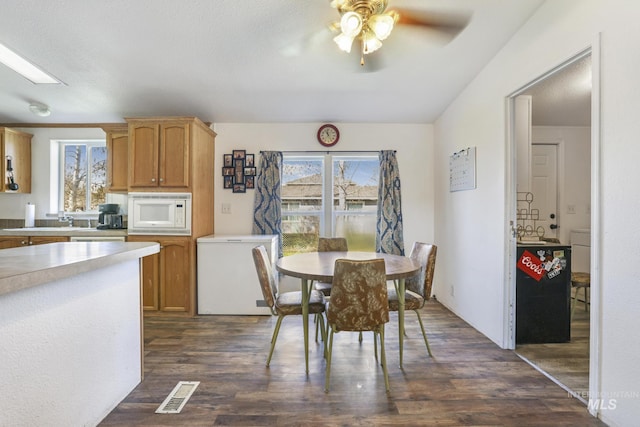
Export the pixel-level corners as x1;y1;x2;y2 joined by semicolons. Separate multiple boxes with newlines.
281;154;379;255
58;140;106;212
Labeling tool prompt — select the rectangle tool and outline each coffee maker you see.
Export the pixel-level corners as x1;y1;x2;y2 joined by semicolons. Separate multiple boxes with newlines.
97;204;124;229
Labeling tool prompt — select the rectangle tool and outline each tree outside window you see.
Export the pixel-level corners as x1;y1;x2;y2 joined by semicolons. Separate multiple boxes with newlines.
60;142;106;212
281;155;378;255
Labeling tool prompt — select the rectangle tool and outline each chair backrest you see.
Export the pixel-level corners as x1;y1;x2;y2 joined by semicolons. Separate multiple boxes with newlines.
318;237;348;252
252;245;277;313
405;242;437;300
327;258;388;332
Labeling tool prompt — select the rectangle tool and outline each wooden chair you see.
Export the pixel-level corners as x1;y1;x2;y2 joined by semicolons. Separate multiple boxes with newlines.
388;242;437;357
325;258;390;393
571;272;590;321
251;245;326;367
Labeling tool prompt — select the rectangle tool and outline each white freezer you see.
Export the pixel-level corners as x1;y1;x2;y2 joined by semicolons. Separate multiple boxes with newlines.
196;234;277;315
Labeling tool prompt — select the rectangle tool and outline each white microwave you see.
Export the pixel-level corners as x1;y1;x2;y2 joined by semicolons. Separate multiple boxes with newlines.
127;192;192;235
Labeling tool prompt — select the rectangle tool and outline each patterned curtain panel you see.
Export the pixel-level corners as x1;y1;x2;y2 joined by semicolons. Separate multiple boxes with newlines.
252;151;283;257
376;150;404;255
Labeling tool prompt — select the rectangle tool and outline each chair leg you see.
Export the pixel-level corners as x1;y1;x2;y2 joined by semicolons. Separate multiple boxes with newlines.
378;326;390;393
324;328;335;393
414;310;433;357
266;316;284;367
358;331;363;343
373;330;378;362
315;314;321;342
571;287;578;321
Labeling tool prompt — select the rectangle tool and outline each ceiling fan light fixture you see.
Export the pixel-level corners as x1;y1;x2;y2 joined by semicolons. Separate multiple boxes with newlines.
361;30;382;54
369;13;395;40
334;33;356;53
340;11;363;37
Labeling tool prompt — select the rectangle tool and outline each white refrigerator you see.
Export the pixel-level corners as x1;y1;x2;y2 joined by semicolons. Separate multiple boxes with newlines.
196;234;278;315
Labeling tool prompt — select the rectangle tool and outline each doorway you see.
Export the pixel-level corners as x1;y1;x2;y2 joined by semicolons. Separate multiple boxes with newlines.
507;50;595;399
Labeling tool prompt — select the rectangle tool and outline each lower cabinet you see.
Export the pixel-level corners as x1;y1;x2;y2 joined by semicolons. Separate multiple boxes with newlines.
0;236;69;248
127;235;193;314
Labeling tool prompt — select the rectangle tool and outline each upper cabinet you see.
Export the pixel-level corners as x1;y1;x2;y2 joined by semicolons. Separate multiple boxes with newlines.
1;127;32;194
127;118;196;189
125;116;216;238
103;125;129;193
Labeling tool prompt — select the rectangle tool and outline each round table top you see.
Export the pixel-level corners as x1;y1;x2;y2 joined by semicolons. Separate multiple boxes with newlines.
276;251;420;282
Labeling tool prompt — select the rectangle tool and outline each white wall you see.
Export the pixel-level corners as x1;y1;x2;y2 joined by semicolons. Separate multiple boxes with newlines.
434;1;640;425
0;260;142;426
0;127;128;220
212;122;435;249
533;126;591;244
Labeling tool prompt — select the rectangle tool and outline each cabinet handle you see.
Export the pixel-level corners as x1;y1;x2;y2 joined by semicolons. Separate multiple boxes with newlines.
151;178;156;182
159;178;164;182
21;240;28;245
28;241;34;245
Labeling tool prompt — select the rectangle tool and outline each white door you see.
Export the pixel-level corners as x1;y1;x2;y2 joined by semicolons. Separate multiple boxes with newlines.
531;144;558;239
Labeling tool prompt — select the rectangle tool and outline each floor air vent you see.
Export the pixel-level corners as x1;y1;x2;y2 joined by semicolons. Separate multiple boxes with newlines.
155;381;200;414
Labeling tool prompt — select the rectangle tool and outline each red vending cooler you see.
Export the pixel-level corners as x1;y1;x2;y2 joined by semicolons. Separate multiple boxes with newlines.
516;244;572;344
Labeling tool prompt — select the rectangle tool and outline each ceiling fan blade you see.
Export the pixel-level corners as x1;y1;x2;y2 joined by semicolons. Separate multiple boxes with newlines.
394;8;471;39
279;26;334;57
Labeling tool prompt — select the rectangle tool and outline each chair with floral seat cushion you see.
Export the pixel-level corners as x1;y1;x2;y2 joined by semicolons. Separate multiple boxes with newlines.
252;245;326;367
325;258;390;393
313;237;349;296
313;237;349;342
387;242;437;357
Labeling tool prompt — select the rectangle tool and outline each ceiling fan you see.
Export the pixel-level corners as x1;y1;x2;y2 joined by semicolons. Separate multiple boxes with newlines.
328;0;471;67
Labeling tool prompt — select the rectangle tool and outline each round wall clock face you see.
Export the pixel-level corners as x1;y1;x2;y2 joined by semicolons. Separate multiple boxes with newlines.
317;124;340;147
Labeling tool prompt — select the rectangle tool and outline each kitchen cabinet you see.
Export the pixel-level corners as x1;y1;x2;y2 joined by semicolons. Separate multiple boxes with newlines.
104;126;128;193
127;117;209;189
0;236;69;248
127;235;193;314
1;127;32;193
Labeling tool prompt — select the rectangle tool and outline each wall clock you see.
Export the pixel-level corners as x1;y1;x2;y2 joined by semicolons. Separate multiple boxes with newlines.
317;124;340;147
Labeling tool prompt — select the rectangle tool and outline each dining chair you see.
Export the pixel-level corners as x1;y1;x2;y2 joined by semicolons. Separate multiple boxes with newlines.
313;237;349;296
252;245;327;367
313;237;349;342
387;242;437;357
325;258;390;393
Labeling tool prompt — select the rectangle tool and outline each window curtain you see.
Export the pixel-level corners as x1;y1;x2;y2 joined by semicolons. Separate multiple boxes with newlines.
376;150;404;255
252;151;283;257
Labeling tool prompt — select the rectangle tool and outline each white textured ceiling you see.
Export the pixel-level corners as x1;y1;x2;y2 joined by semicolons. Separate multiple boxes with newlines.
0;0;554;125
522;54;592;127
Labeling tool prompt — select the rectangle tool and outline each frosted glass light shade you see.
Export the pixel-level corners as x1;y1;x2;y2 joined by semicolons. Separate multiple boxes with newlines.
340;12;363;37
334;33;356;53
369;14;395;40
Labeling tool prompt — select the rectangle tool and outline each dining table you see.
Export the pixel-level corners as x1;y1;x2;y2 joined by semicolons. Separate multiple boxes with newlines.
275;251;421;372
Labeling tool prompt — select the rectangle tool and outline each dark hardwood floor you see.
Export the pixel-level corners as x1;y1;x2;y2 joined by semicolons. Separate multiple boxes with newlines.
100;300;605;426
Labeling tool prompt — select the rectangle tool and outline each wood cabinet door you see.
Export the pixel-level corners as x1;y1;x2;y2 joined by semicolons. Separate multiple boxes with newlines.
159;122;190;188
30;236;70;245
1;128;32;193
140;250;160;311
106;130;128;192
0;236;25;249
129;123;160;188
159;238;191;312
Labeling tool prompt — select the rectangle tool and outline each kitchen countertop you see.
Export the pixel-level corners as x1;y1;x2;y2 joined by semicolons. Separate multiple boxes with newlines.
0;227;128;237
0;241;159;297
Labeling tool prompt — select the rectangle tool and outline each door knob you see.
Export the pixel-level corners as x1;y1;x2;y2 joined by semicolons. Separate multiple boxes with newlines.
550;213;556;219
550;224;558;230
